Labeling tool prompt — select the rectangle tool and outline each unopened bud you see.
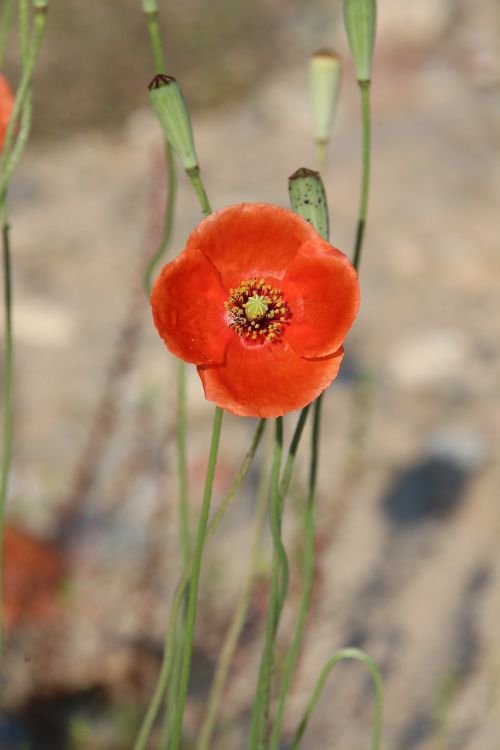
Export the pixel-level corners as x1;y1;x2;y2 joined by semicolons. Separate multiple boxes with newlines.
148;74;199;173
309;50;341;147
288;168;329;240
343;0;376;82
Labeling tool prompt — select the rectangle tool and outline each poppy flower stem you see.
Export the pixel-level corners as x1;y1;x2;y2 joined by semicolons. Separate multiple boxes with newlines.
0;1;48;206
268;395;322;750
188;168;212;216
0;0;15;67
248;417;288;750
289;647;383;750
168;406;224;750
0;208;13;663
197;421;273;750
133;417;265;750
352;80;371;271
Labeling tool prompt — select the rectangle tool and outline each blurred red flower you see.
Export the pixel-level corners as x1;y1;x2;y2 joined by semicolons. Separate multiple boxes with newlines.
152;203;360;417
0;74;14;151
3;524;63;632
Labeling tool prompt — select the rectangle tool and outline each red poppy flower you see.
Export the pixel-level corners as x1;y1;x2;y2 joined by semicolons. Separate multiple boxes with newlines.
0;74;14;151
151;203;360;417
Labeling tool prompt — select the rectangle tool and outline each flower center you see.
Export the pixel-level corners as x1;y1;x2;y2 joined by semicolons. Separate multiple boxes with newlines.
225;278;290;342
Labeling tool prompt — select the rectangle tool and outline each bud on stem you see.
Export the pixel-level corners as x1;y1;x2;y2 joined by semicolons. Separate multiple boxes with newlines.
288;168;329;241
309;50;341;151
343;0;376;82
148;74;199;172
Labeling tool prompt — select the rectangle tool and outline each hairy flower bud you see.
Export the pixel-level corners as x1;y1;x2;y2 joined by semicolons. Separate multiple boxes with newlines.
309;50;341;148
288;168;329;240
148;74;199;173
343;0;376;82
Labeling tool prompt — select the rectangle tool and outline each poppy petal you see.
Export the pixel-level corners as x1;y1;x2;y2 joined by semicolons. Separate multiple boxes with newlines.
151;247;231;365
198;336;344;418
283;238;360;359
186;203;319;289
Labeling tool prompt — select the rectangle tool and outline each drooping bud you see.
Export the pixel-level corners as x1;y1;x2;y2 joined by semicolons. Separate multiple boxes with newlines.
309;50;341;148
148;74;199;173
343;0;376;83
288;168;329;241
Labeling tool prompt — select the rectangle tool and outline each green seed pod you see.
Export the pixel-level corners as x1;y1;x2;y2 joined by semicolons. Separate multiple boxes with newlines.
343;0;376;82
288;167;329;240
309;50;341;146
142;0;157;11
148;74;199;172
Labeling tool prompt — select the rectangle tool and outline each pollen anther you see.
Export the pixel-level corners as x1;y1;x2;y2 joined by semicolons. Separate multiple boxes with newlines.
225;278;290;342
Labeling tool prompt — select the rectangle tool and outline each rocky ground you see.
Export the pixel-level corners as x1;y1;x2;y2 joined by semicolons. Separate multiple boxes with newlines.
1;0;500;748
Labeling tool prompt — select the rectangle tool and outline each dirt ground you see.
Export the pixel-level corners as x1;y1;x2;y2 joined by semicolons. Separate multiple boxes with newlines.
1;0;500;748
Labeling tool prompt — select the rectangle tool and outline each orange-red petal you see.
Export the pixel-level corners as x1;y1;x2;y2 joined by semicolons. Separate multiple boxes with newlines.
198;336;344;418
0;74;14;151
151;247;231;365
283;238;360;359
186;203;319;290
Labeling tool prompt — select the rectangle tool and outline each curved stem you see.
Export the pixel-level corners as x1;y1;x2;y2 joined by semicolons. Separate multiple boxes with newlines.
269;395;322;749
0;2;48;204
352;80;371;271
197;422;272;750
0;209;13;662
168;406;224;750
290;647;383;750
143;141;177;294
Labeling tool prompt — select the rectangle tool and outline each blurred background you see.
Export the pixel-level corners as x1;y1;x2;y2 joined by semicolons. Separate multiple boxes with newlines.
1;0;500;747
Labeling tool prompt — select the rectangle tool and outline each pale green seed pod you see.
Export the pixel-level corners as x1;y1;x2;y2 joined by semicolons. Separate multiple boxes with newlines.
309;50;341;146
148;74;199;173
288;168;329;241
343;0;376;82
142;0;157;11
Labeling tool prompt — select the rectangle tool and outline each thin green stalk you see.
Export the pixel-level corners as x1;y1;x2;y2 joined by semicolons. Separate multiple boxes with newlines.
0;1;48;204
175;360;191;563
0;210;13;663
0;0;15;67
352;80;371;271
143;141;177;294
278;406;309;503
19;0;30;62
197;422;272;750
169;405;224;750
269;396;322;749
290;647;383;750
133;417;265;750
142;0;165;72
248;418;286;750
188;168;212;216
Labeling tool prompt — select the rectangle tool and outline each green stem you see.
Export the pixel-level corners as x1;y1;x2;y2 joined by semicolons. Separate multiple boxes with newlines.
290;647;383;750
19;0;30;62
143;2;165;72
133;417;265;750
0;2;48;205
248;418;286;750
278;406;309;503
352;80;371;271
0;0;15;67
197;422;272;750
188;168;212;216
0;209;13;663
143;141;177;294
169;406;224;750
269;396;322;749
176;360;191;564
